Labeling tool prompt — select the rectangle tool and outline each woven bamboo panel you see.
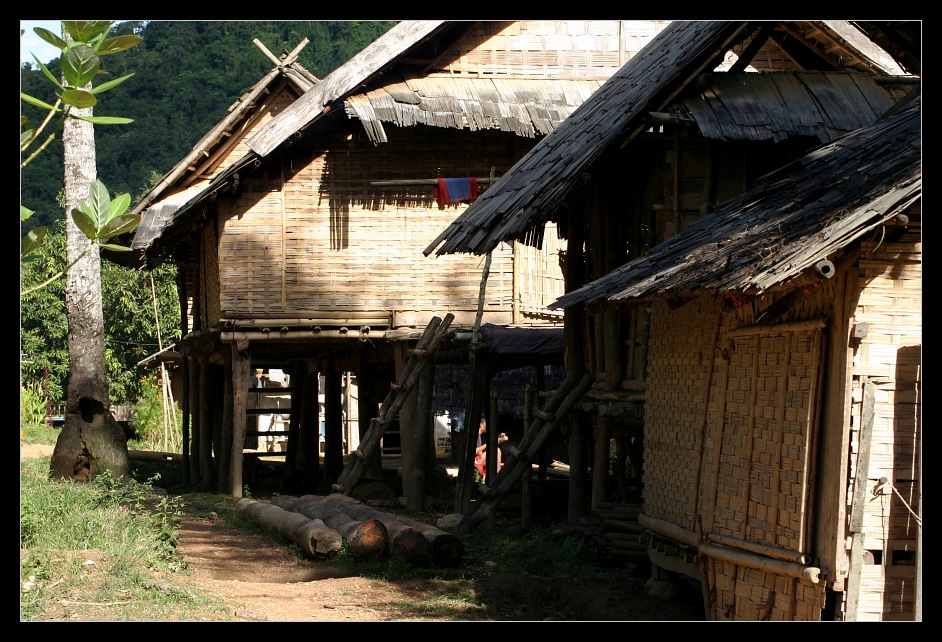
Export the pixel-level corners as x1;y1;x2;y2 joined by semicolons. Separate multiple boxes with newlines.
856;563;918;621
710;560;826;621
431;21;669;80
201;221;220;326
845;223;920;620
214;124;563;327
515;222;565;318
643;297;723;530
707;325;822;554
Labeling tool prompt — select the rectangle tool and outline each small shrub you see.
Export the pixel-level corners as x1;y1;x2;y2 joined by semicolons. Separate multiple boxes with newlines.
129;375;182;451
20;382;48;429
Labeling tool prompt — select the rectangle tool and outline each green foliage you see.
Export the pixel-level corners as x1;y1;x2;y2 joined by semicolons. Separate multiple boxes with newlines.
20;222;181;406
19;461;204;620
70;178;139;249
21;20;142;281
20;382;48;428
129;374;182;451
20;464;184;567
21;21;396;235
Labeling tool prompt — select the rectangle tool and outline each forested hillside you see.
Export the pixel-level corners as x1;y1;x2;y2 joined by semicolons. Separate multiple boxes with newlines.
20;20;396;232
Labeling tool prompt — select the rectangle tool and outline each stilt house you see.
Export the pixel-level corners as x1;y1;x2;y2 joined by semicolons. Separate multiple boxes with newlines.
126;21;674;506
425;21;920;620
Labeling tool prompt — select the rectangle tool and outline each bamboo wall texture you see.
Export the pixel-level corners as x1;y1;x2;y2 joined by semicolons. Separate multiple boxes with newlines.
643;296;723;531
711;561;826;621
644;291;833;620
848;218;921;621
432;21;671;80
215;124;563;327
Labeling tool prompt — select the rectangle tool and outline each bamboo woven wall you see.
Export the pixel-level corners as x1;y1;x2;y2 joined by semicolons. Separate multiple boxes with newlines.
644;292;831;620
643;296;723;531
848;215;921;621
215;125;564;327
201;222;220;327
514;223;566;319
432;21;671;80
711;561;826;621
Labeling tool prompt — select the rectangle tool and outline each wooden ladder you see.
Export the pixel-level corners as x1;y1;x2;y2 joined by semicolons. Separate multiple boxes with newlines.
333;313;455;495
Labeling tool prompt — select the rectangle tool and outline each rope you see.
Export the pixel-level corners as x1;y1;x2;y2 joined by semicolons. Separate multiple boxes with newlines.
873;477;922;526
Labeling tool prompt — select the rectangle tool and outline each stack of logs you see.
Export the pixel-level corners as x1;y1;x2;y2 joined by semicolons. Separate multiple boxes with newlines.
592;502;649;565
236;493;464;568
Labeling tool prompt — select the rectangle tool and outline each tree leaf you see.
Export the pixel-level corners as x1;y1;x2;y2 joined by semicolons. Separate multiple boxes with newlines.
107;192;132;220
21;227;47;256
62;44;100;88
73;115;134;125
86;180;112;229
60;88;98;109
97;35;142;55
20;92;61;112
21;205;36;222
98;242;134;252
71;208;98;240
33;26;67;50
99;214;141;239
63;21;112;43
89;73;135;94
33;59;64;90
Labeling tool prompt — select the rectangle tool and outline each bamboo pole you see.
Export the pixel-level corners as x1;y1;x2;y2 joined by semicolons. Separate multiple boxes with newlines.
368;178;495;186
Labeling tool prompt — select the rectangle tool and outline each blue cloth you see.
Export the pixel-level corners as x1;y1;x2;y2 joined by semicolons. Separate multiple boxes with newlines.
435;177;479;209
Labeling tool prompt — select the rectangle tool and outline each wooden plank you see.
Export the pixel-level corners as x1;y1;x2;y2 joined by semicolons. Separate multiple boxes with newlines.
844;380;875;619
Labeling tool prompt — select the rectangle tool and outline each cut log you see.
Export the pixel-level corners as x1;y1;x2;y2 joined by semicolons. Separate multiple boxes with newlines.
300;494;442;567
270;495;387;559
235;498;342;558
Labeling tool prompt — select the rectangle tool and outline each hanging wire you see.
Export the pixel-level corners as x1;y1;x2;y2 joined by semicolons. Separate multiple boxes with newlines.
873;477;922;526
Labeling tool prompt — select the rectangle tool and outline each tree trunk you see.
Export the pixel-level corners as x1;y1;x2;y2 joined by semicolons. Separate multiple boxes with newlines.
236;498;342;558
270;495;388;559
50;28;129;482
304;494;435;567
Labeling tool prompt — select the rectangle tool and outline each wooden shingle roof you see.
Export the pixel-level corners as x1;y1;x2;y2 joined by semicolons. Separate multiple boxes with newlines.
423;21;755;257
344;76;606;143
552;94;921;308
423;20;920;258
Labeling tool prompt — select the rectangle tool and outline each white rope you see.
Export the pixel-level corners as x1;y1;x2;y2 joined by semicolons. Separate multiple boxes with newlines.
873;477;922;526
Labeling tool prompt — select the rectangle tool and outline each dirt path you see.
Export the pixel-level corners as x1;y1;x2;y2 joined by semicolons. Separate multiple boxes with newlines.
22;444;706;621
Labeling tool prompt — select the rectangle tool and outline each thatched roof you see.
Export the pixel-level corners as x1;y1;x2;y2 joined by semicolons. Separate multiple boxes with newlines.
245;20;446;156
663;71;914;143
552;93;921;308
423;20;921;258
129;21;446;257
344;75;605;143
130;42;318;221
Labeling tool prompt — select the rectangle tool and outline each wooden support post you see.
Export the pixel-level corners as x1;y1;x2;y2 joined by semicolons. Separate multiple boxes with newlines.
568;410;589;524
357;366;384;482
188;356;201;485
218;348;234;494
844;380;875;620
286;361;307;484
199;358;213;488
325;369;344;481
405;365;434;512
181;353;191;487
592;417;611;511
521;383;534;528
229;344;249;497
299;369;319;485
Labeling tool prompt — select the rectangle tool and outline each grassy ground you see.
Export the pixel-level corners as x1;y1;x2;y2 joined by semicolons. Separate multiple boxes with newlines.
21;424;666;621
